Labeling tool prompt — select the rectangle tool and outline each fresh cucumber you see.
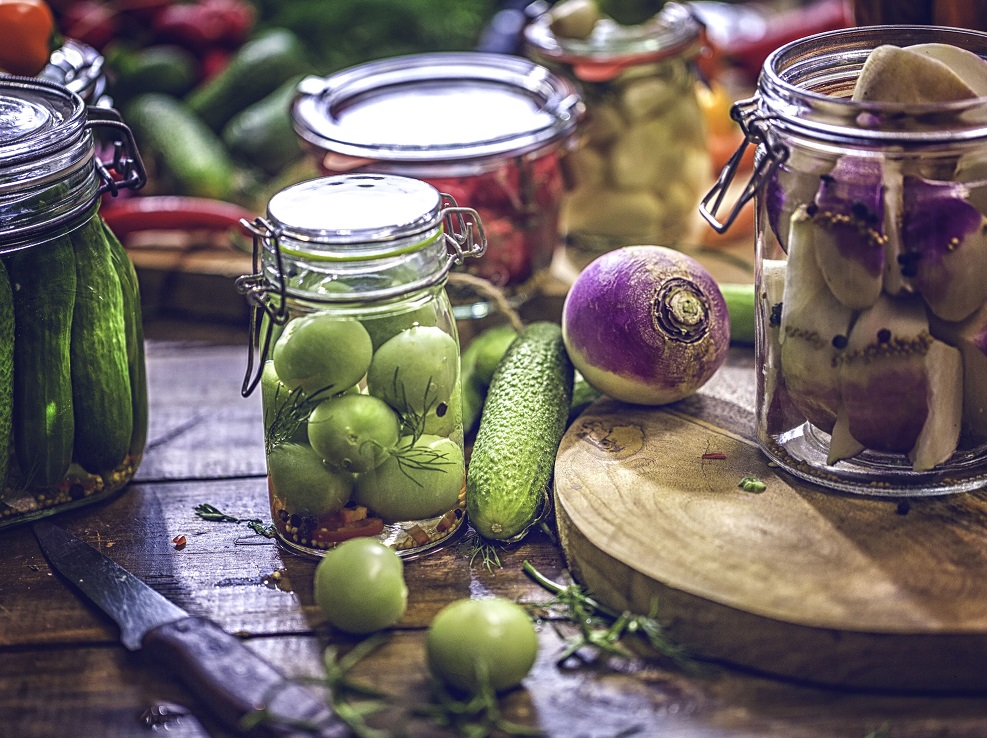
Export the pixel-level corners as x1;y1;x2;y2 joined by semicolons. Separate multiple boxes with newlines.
125;93;234;199
70;218;133;472
720;282;756;346
186;28;310;131
222;74;305;175
102;218;148;459
7;236;77;487
0;260;13;489
466;321;574;542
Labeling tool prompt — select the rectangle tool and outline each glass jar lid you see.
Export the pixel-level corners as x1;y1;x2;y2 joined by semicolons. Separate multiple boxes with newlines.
0;77;86;176
267;174;446;254
292;52;581;163
524;1;701;66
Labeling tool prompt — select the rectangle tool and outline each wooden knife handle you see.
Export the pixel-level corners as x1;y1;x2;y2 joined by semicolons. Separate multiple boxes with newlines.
142;616;347;737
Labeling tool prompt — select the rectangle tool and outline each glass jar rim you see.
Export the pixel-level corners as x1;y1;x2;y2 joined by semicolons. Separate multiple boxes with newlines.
523;1;701;66
292;52;581;163
758;24;987;146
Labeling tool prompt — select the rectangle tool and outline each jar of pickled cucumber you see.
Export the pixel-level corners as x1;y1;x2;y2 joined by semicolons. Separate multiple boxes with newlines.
0;76;147;530
291;53;580;310
525;1;711;271
237;174;486;558
702;25;987;496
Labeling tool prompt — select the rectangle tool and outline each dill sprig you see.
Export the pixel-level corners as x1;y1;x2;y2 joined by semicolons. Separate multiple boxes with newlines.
522;561;692;669
413;671;543;738
242;634;542;738
193;503;275;538
265;380;338;454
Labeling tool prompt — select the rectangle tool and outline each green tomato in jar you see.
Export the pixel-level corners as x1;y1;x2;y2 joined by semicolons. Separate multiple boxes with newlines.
314;538;408;635
354;434;464;523
362;303;438;351
427;597;538;694
366;326;458;416
421;379;461;438
273;312;372;395
267;442;352;517
308;394;401;473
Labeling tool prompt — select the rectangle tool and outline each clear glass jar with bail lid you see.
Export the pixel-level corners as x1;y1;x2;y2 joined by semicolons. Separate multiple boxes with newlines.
701;25;987;496
0;75;147;529
291;52;580;306
237;174;486;558
525;1;711;272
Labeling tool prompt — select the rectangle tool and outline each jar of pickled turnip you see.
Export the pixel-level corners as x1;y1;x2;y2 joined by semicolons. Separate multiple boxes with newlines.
291;53;580;312
525;1;710;271
237;174;486;557
702;25;987;496
0;76;147;530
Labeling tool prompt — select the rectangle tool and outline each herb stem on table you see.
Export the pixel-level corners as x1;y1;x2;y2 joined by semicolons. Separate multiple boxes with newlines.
522;561;692;669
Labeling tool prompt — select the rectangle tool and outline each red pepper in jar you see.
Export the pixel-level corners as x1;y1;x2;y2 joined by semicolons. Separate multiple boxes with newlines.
0;0;56;77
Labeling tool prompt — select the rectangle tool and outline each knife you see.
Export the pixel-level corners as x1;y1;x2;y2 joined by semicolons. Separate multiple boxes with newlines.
33;520;349;738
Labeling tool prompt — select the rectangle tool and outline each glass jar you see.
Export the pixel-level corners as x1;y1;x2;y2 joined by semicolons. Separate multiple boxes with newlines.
525;2;711;271
237;174;486;558
291;52;580;311
702;25;987;496
0;76;147;529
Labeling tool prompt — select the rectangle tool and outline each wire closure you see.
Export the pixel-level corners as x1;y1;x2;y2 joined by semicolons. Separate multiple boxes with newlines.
699;97;789;234
86;107;147;196
236;217;288;398
234;199;487;397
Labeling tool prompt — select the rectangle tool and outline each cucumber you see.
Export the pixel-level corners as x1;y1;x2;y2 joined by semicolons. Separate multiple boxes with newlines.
7;236;77;487
466;321;574;542
102;218;148;459
70;217;133;472
720;282;756;346
108;44;198;103
125;93;234;199
0;260;13;489
222;74;305;175
186;28;310;131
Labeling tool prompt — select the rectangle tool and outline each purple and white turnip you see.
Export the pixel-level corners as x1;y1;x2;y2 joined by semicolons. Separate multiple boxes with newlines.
562;245;729;405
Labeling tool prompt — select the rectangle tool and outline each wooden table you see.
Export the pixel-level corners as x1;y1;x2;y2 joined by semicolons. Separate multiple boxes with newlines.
3;325;987;738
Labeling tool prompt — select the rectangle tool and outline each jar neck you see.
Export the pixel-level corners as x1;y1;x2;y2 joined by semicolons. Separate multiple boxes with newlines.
0;131;100;253
758;25;987;149
262;223;454;303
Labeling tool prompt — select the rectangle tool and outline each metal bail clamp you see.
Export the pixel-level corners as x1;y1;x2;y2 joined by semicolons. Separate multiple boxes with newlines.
440;193;487;267
86;106;147;196
699;97;789;234
235;217;289;397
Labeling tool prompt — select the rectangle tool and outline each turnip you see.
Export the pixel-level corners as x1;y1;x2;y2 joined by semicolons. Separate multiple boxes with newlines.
561;245;730;405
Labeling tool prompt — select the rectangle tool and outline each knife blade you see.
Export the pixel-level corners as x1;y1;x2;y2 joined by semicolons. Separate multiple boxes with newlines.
34;520;349;738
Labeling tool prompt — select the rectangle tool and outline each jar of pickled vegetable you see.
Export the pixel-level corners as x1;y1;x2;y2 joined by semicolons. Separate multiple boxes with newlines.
291;53;580;312
237;174;486;558
0;76;147;530
525;1;711;271
702;25;987;496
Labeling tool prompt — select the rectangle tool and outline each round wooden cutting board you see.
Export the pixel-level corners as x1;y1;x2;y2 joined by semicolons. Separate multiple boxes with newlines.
554;357;987;692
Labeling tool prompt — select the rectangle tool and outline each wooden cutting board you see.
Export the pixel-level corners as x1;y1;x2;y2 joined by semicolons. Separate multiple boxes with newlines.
554;356;987;692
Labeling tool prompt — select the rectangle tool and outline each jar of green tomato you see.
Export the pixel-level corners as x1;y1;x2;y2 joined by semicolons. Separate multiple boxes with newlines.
237;174;486;558
0;76;147;530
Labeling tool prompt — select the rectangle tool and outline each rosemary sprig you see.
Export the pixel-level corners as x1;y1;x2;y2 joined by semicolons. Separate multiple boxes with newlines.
522;561;692;669
193;503;275;538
